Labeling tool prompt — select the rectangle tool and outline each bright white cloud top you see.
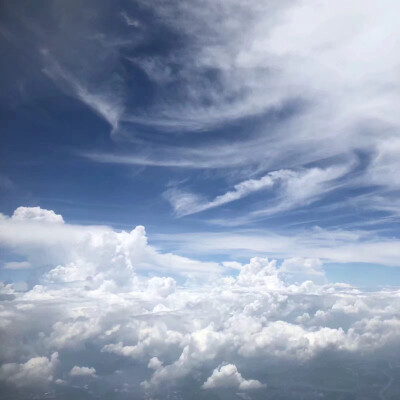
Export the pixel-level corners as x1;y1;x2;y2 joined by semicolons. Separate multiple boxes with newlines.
202;364;265;390
1;207;400;398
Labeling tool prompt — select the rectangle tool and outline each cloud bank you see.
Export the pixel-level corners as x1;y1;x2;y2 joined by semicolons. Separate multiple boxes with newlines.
0;207;399;398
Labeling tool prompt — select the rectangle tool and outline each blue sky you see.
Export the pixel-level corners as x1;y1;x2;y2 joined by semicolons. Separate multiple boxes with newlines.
1;0;400;286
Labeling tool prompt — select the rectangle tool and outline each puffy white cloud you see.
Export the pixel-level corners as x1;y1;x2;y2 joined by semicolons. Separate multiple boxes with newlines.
12;206;64;224
0;207;400;398
0;207;220;279
148;357;163;370
280;258;323;276
147;277;176;298
69;365;96;378
280;257;325;284
202;364;265;390
0;353;58;388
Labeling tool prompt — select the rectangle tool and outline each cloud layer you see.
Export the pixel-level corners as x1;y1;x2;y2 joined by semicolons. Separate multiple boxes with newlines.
0;207;399;398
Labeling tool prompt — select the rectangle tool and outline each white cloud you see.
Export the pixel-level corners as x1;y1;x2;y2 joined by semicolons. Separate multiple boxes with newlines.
81;0;400;195
0;353;58;388
12;206;64;224
147;277;176;298
164;174;275;217
222;261;243;270
202;364;265;390
24;0;400;222
148;357;163;370
367;137;400;188
280;257;325;284
69;366;96;378
38;0;397;234
42;53;123;133
1;207;400;397
165;163;352;218
251;163;352;218
154;227;400;267
0;207;220;278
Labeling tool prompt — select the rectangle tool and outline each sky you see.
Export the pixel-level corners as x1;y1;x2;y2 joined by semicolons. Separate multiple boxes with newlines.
1;0;400;399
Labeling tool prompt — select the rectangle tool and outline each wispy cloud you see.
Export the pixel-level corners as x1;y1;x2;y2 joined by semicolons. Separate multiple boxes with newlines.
74;0;400;226
120;11;140;28
8;0;400;229
153;227;400;267
251;163;353;218
164;174;275;217
35;0;400;204
164;163;353;218
42;53;124;133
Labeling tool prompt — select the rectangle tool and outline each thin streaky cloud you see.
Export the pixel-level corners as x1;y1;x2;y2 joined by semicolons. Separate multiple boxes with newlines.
164;174;275;217
165;163;353;218
153;227;400;267
42;52;124;133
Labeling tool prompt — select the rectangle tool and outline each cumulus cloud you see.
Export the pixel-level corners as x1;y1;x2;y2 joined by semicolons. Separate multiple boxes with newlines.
0;353;58;388
1;207;400;398
280;257;325;284
0;207;220;278
147;277;176;298
202;364;265;390
12;206;64;224
69;366;96;378
148;357;163;370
